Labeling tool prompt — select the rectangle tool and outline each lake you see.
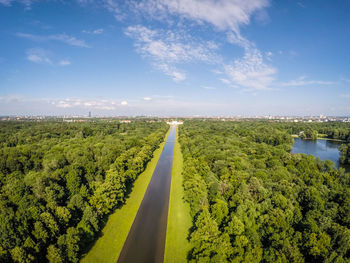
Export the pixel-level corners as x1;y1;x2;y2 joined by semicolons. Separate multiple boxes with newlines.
292;138;349;171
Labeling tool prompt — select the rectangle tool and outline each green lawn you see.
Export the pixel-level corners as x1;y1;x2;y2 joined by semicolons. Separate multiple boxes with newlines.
80;129;170;263
164;127;192;263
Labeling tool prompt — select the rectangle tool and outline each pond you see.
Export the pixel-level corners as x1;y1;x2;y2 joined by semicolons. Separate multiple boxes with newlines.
292;138;349;171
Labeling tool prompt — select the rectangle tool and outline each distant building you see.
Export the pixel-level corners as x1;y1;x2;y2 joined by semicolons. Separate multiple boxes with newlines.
120;120;131;123
166;120;183;126
88;111;91;118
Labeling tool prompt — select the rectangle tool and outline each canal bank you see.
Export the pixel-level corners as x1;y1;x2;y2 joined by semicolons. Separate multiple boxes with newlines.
81;128;171;263
164;128;192;263
117;126;176;263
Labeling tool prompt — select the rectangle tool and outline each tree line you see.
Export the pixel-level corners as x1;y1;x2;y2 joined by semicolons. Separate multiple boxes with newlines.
178;120;350;262
0;121;168;263
276;121;350;163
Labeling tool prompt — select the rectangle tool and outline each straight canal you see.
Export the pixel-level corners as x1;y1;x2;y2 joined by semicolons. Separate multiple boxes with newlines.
117;126;176;263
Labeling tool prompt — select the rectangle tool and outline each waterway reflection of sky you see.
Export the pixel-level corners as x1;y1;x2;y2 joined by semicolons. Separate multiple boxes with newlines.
292;138;342;168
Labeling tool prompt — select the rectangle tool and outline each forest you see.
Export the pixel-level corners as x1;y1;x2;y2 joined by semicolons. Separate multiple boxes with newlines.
0;120;168;263
1;119;350;263
276;121;350;142
179;120;350;262
273;121;350;164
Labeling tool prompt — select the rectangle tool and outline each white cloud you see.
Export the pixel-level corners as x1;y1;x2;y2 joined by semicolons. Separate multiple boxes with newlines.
17;32;89;48
129;0;275;91
0;96;129;114
143;97;152;101
220;78;231;85
26;49;72;66
340;78;350;83
59;60;71;66
0;94;26;103
201;86;216;90
125;25;219;82
121;101;128;105
135;0;269;34
279;76;336;87
83;28;104;34
0;0;36;8
76;0;95;5
224;48;276;90
156;63;186;82
265;51;273;61
297;2;306;8
52;98;119;110
0;0;12;5
340;94;350;99
102;0;125;20
93;28;104;34
26;48;52;65
125;25;218;63
212;69;223;75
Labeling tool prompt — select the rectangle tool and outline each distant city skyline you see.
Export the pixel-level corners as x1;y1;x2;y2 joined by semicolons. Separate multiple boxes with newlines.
1;0;350;116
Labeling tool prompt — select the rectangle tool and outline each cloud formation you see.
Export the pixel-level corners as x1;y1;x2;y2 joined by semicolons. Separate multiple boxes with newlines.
127;0;275;90
224;48;276;90
279;76;336;87
13;0;274;90
83;28;104;34
52;98;118;110
17;32;89;48
59;60;71;66
26;48;52;65
125;25;218;81
135;0;269;33
26;49;71;66
201;86;216;90
0;0;36;7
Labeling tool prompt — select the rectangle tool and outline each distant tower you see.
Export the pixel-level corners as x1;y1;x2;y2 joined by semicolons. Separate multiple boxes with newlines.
88;111;91;118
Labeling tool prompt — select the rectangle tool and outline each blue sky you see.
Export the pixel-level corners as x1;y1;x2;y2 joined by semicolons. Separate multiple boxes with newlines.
0;0;350;116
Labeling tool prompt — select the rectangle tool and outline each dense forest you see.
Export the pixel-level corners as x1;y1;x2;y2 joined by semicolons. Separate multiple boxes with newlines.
275;121;350;163
0;121;168;263
276;121;350;141
340;144;350;165
179;120;350;262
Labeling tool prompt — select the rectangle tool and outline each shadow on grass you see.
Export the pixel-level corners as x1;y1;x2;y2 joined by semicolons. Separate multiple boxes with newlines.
78;154;156;259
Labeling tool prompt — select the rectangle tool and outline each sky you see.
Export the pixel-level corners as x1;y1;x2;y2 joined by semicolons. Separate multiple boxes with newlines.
0;0;350;117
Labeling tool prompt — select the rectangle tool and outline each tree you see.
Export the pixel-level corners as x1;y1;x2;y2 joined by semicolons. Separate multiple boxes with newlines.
46;245;62;263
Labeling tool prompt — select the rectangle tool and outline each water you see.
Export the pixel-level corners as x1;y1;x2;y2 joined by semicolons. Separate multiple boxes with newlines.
292;138;349;171
117;126;176;263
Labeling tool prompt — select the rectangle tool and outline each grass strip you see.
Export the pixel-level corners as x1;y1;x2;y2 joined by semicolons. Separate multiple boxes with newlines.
164;127;192;263
81;129;170;263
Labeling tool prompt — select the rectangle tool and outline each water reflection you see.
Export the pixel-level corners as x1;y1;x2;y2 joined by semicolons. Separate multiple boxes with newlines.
292;138;349;171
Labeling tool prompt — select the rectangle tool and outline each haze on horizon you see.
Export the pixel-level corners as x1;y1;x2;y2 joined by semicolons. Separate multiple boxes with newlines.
0;0;350;117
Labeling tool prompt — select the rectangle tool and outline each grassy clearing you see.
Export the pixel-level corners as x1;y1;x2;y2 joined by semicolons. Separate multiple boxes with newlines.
81;129;170;263
164;128;192;263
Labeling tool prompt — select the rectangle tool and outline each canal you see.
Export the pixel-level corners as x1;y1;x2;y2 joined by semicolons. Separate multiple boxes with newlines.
117;126;176;263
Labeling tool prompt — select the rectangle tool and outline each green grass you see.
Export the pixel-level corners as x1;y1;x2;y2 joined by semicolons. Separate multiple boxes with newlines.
80;129;170;263
164;128;192;263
